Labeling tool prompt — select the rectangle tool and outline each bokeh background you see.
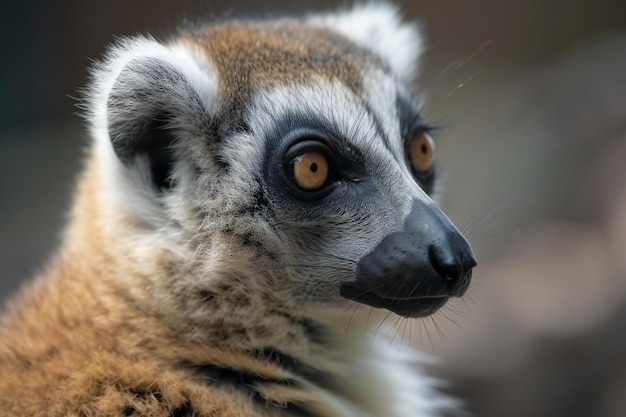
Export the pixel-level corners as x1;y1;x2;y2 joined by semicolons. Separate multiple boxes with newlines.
1;1;625;416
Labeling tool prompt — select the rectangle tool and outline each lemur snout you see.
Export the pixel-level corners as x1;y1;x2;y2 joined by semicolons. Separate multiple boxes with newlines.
341;201;476;318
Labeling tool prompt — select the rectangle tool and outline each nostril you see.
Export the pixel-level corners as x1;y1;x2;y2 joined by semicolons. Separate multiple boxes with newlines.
428;245;461;282
466;254;478;270
459;268;473;290
428;243;476;295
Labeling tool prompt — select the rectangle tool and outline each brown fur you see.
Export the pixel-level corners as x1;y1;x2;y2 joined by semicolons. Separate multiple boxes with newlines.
182;20;381;103
0;151;298;416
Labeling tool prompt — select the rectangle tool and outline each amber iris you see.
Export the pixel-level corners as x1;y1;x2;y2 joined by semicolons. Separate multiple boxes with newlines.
292;152;329;190
409;133;435;172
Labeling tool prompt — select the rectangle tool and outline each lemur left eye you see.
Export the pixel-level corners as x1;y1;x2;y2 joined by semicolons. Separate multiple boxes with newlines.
409;132;436;172
291;151;330;191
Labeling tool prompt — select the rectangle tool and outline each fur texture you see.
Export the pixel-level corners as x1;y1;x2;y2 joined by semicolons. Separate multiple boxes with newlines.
0;3;474;416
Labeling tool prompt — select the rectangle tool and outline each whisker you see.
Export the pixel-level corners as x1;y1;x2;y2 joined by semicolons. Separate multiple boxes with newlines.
364;307;374;341
439;307;464;330
446;70;482;97
437;40;493;83
342;280;390;301
462;201;508;239
245;263;354;273
467;229;502;245
346;304;360;335
430;315;446;342
388;315;404;349
420;39;493;124
372;310;393;344
273;251;358;265
420;318;434;352
401;318;409;349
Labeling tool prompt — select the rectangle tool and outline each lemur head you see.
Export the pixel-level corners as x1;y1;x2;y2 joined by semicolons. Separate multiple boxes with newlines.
86;3;475;324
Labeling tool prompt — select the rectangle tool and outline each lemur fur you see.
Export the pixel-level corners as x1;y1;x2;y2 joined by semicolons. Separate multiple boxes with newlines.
0;3;476;416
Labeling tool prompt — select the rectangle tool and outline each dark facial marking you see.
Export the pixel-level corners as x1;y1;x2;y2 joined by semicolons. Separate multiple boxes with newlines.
395;94;437;194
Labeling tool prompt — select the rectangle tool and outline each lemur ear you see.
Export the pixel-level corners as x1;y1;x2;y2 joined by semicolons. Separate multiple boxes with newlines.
310;3;423;85
88;37;218;191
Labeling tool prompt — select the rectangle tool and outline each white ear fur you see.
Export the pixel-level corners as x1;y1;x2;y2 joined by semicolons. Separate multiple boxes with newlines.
309;2;423;85
87;36;218;149
85;36;219;223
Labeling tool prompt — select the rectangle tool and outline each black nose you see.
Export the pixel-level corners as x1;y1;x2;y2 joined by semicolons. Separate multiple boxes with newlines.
340;200;476;318
428;236;476;297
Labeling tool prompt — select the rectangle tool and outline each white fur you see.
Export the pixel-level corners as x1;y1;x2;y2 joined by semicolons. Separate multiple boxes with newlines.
309;2;423;85
287;309;458;417
87;37;220;227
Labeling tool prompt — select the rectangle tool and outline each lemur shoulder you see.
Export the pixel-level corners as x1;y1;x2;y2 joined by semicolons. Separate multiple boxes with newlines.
0;3;476;416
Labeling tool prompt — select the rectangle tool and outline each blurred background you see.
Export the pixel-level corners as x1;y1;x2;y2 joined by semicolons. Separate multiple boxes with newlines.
1;0;625;416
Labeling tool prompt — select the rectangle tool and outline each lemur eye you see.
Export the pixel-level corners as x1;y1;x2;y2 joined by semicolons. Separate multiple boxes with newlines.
291;151;330;190
409;132;436;172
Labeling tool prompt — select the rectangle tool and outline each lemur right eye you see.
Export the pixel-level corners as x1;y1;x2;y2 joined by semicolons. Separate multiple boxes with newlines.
291;151;330;191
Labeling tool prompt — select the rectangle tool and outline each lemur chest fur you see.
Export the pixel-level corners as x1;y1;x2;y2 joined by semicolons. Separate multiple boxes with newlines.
0;3;475;416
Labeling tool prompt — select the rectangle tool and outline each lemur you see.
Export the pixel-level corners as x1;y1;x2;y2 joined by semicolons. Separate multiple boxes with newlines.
0;3;476;416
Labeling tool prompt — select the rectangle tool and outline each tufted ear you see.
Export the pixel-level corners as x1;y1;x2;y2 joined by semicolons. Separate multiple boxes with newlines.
87;37;218;191
309;2;423;85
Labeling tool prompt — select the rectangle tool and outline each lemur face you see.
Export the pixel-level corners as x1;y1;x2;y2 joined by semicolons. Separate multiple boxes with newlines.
92;5;475;319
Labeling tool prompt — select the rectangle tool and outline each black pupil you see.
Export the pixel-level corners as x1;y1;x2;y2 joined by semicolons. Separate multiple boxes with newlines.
310;163;318;173
421;144;428;155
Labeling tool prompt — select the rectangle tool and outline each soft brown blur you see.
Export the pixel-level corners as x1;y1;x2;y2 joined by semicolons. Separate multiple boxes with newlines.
1;1;625;416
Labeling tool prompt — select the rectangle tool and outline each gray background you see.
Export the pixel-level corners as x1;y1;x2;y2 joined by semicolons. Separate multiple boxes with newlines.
2;1;626;416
